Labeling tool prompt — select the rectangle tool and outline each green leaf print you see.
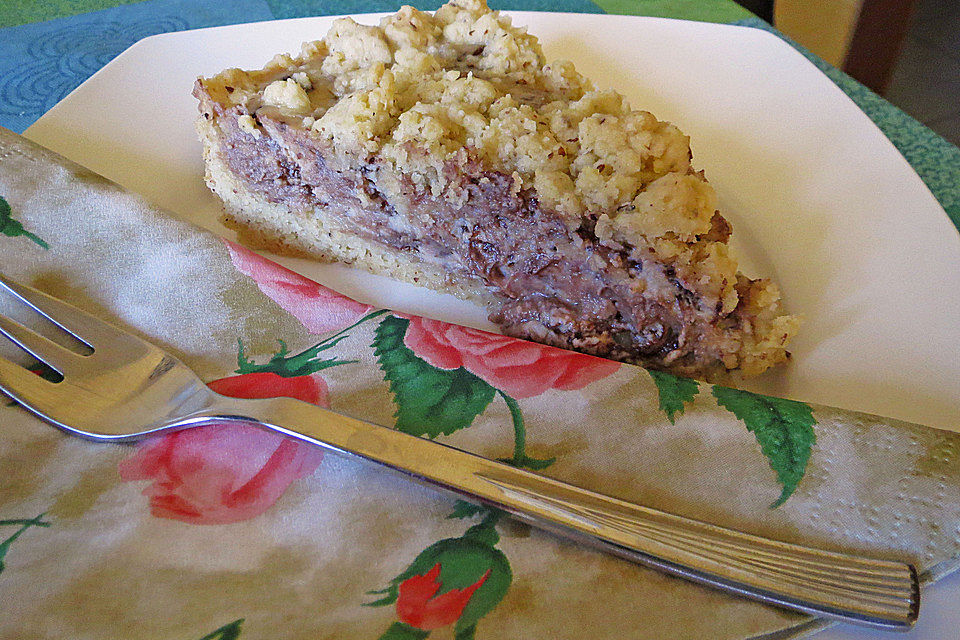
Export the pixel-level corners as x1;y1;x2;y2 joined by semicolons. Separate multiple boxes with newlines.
448;501;486;520
0;513;50;575
378;623;430;640
373;316;496;437
648;370;700;423
0;196;48;249
455;624;478;640
712;385;817;507
197;619;244;640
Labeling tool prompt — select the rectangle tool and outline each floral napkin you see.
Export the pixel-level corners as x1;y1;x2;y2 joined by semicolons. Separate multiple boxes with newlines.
2;126;960;640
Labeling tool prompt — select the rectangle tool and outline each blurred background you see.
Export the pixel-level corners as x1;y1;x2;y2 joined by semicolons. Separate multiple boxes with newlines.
739;0;960;146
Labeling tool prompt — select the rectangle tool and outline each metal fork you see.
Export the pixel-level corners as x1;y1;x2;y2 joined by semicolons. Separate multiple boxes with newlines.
0;273;919;630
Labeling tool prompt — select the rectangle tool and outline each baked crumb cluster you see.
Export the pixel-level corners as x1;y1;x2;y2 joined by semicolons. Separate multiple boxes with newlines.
199;0;799;376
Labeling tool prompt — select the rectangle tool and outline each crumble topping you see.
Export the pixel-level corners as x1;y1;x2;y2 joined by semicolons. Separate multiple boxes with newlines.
206;0;689;213
262;78;312;113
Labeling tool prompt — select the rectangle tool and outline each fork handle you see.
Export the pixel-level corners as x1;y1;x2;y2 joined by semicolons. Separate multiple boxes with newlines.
200;395;918;629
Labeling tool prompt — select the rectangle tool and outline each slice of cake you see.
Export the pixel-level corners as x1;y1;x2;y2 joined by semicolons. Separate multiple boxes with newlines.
193;0;799;379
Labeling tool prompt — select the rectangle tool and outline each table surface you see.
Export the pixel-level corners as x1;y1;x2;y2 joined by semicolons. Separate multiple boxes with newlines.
1;2;959;640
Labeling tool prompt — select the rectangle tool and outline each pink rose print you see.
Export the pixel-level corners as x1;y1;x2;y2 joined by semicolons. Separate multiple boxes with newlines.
225;240;372;333
403;317;620;398
118;372;327;525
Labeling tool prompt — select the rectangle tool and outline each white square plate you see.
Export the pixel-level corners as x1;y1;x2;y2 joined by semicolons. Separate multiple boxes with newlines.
23;12;960;639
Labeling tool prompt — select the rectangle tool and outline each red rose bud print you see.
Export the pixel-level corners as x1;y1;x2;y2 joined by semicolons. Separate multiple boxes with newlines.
206;371;329;405
368;511;511;640
397;563;490;630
